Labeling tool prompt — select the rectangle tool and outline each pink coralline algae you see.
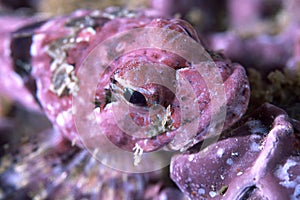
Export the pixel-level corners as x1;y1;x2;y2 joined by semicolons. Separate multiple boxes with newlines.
170;103;300;199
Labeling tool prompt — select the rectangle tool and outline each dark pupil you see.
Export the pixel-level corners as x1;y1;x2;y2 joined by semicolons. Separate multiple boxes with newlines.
124;90;147;106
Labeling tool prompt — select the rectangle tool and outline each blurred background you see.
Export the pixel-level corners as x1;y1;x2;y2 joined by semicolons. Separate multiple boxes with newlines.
0;0;295;34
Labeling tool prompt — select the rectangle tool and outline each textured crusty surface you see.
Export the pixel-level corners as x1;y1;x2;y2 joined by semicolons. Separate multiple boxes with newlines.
170;103;300;200
26;10;250;152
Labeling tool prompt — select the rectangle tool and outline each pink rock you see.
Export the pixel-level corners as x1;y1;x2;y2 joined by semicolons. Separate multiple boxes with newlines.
170;103;300;200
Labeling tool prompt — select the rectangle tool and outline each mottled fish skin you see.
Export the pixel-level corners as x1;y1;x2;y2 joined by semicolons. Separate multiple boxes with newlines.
3;9;249;153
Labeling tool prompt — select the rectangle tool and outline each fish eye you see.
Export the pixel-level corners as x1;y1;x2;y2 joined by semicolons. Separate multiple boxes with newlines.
124;89;147;107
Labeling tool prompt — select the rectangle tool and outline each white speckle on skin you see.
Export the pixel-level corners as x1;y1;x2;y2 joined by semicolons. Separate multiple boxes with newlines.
237;171;243;176
231;152;239;157
217;148;224;158
250;142;260;152
71;138;77;146
143;139;148;145
31;34;45;56
226;158;233;165
56;112;66;127
188;155;194;162
166;131;171;137
69;37;75;43
220;175;225;180
76;27;96;43
198;188;205;195
209;191;217;198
